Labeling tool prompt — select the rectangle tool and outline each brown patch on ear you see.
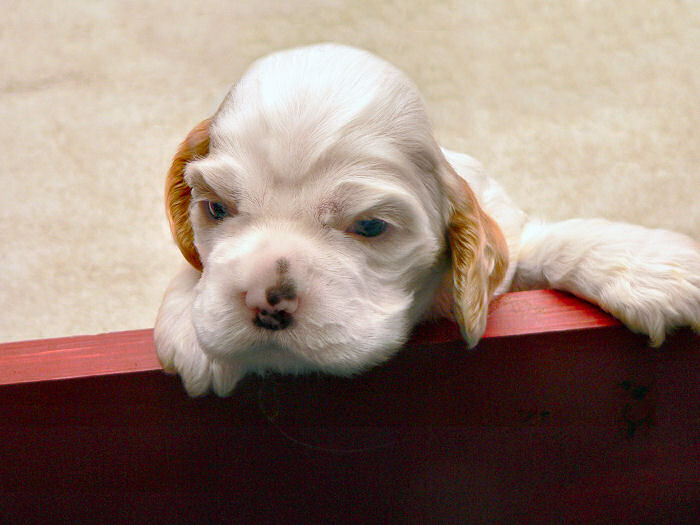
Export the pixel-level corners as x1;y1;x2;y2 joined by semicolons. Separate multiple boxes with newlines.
165;118;211;271
446;167;509;348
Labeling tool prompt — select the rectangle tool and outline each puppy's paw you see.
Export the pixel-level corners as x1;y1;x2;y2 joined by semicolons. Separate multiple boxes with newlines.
596;231;700;346
155;322;244;397
154;317;211;396
210;360;244;397
154;266;243;396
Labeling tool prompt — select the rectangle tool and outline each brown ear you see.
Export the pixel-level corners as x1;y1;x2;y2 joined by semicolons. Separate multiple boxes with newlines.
444;164;509;348
165;118;211;272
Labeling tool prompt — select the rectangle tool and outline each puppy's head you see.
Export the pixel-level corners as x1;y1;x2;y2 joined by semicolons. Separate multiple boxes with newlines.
165;44;507;377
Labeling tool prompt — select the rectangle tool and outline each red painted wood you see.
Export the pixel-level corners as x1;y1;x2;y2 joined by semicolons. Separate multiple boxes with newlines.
0;290;621;385
0;328;161;386
408;289;622;345
483;288;623;337
0;290;698;523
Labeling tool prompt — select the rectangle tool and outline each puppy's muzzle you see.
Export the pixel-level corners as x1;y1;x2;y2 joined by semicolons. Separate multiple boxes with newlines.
243;258;299;331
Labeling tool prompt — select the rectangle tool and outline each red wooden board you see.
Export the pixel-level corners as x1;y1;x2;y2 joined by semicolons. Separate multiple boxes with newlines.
0;290;697;523
0;290;621;386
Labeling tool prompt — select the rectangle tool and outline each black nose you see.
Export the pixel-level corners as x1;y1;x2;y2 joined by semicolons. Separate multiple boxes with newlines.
254;308;293;331
249;281;298;331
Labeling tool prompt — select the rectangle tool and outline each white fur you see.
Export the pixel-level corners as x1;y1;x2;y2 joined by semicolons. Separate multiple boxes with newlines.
155;44;700;396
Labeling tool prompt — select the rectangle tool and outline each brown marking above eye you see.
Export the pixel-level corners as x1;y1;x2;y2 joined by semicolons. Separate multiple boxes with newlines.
316;199;346;227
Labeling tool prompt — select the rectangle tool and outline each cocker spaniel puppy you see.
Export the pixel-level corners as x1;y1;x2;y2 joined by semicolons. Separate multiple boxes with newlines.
155;43;700;396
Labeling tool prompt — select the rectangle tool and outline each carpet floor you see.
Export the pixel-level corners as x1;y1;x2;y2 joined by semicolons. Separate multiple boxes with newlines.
1;0;698;342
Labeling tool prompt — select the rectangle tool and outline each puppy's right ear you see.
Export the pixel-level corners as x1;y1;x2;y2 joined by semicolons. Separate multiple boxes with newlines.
165;118;211;272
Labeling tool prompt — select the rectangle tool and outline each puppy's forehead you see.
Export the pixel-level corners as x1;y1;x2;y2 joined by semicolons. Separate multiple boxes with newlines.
204;44;443;205
214;44;405;133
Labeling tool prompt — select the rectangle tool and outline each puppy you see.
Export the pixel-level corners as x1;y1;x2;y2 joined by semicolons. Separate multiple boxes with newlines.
155;43;700;396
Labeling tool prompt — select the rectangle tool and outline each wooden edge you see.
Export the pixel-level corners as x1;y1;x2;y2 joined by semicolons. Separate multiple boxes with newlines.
409;289;621;344
0;290;622;386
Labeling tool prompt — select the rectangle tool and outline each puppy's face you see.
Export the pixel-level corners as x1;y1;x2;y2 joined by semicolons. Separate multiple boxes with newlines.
166;44;507;378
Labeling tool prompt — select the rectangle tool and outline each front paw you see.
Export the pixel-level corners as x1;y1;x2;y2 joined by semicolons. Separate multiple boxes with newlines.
155;326;243;397
154;266;243;396
598;232;700;346
154;317;212;396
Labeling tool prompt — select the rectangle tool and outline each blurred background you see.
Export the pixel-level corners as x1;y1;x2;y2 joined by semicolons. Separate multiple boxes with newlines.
1;0;698;342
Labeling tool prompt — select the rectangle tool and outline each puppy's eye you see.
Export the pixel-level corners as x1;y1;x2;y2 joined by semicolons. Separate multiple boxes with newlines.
206;201;228;221
347;218;388;238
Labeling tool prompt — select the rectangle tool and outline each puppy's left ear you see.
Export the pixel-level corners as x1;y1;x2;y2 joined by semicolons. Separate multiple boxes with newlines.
441;160;509;348
165;118;211;272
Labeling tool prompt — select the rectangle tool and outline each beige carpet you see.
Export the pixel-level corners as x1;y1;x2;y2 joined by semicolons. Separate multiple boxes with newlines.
1;0;698;343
